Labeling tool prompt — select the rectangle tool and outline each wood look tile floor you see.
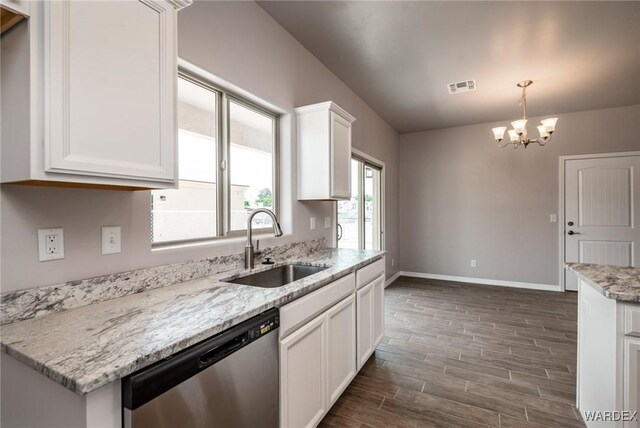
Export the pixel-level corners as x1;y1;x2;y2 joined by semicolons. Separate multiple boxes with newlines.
319;276;585;428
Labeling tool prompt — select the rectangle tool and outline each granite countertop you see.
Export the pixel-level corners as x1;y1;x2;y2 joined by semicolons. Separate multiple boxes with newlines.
0;248;384;395
566;263;640;302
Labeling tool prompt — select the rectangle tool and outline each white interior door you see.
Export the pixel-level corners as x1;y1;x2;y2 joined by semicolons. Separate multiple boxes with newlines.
565;154;640;291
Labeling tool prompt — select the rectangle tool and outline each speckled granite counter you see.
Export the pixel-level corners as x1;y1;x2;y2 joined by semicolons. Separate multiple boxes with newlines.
567;263;640;303
0;248;383;395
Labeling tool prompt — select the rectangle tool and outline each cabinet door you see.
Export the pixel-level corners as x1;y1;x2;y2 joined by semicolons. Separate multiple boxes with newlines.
46;0;176;182
326;294;356;406
356;281;374;371
372;275;385;347
577;280;618;420
280;313;327;428
625;338;640;428
330;111;352;199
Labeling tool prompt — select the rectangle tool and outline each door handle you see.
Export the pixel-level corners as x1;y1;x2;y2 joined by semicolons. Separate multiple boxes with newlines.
337;223;343;240
567;230;581;235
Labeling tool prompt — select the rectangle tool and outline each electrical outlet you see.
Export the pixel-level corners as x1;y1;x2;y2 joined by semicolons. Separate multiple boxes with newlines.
392;259;395;267
38;228;64;261
324;217;331;229
310;217;316;230
549;214;557;223
101;226;121;255
470;259;477;268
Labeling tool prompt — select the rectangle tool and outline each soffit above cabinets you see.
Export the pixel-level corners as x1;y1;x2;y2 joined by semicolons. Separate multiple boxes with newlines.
258;1;640;133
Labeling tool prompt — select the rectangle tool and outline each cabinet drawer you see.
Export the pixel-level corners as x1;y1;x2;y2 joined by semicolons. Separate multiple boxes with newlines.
356;258;385;289
625;305;640;337
280;273;355;339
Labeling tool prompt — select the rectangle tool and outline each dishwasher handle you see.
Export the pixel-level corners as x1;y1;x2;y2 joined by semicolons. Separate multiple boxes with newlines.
199;332;248;367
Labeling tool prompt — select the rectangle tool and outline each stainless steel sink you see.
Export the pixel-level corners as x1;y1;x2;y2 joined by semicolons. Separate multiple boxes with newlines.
228;264;328;288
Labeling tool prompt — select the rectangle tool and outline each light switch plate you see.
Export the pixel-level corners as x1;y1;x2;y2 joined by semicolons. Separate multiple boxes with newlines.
38;228;64;261
310;217;316;230
324;217;331;229
102;226;121;255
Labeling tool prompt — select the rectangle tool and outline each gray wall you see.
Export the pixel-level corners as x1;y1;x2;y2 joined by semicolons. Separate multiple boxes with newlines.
399;104;640;286
0;1;399;292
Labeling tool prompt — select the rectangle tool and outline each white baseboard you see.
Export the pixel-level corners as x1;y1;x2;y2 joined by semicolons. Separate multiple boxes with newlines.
397;271;561;292
385;271;401;288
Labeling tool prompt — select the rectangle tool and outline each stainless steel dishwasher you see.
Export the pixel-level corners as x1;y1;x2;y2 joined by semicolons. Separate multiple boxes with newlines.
122;308;279;428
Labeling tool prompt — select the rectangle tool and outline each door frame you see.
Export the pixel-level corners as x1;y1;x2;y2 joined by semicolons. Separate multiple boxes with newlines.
334;148;386;251
558;150;640;291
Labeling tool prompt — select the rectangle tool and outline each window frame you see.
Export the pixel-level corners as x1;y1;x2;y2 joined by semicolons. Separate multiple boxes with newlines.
151;69;278;247
223;93;279;238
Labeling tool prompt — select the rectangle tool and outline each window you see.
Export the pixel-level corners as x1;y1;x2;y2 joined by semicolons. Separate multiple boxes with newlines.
337;157;383;250
151;72;277;244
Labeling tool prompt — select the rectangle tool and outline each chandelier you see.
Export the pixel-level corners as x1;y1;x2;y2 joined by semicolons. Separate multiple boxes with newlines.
491;80;558;149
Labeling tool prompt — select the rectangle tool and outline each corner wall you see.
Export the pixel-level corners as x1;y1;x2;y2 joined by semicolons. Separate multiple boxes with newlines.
0;1;399;292
399;104;640;287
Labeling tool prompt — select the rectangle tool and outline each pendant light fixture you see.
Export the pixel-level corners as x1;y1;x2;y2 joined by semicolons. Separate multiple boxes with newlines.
491;80;558;149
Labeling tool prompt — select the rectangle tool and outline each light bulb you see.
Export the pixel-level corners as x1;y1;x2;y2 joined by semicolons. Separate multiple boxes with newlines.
508;129;519;142
491;126;507;141
537;125;550;138
511;119;527;135
541;117;558;133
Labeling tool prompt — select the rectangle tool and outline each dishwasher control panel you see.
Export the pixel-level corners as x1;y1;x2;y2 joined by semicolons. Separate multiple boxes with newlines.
249;315;279;341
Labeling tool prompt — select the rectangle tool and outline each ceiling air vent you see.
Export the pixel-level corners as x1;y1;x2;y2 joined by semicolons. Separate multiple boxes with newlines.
447;79;477;94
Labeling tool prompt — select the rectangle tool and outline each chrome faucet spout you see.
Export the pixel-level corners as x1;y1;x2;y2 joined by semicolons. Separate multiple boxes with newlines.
245;208;283;269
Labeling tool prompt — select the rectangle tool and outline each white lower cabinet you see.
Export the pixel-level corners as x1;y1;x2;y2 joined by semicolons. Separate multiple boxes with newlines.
577;277;640;428
356;274;385;371
280;313;327;428
624;338;640;428
327;294;357;405
373;275;385;347
279;258;385;428
356;281;374;370
280;294;356;428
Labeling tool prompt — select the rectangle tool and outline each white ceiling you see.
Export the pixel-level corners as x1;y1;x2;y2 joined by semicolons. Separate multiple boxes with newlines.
258;1;640;133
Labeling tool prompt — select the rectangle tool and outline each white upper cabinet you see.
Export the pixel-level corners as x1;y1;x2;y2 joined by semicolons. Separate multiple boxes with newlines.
1;0;191;189
296;101;355;200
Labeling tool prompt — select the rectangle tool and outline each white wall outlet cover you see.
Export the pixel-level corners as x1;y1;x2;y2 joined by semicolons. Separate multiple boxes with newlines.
470;259;477;268
550;214;557;223
324;217;331;229
38;228;64;262
101;226;121;255
310;217;316;230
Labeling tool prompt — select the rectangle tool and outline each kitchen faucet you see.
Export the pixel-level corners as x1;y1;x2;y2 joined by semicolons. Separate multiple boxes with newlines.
245;208;283;269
